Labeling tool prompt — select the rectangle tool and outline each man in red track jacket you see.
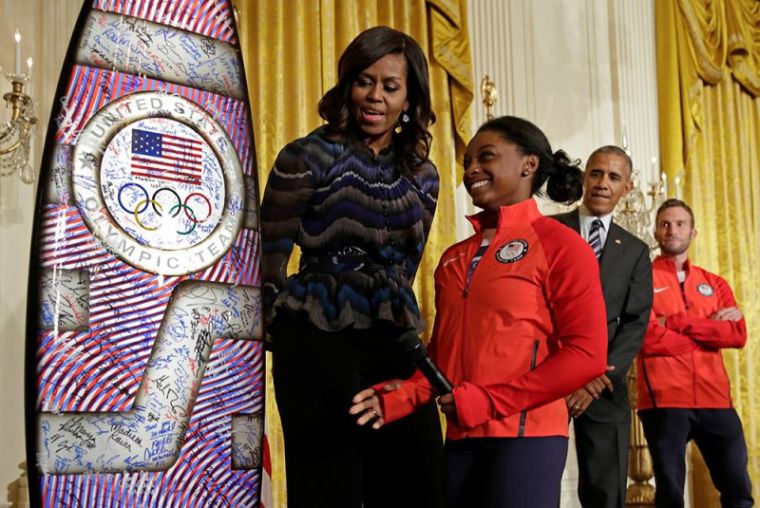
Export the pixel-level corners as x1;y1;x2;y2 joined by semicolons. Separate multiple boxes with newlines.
636;199;753;507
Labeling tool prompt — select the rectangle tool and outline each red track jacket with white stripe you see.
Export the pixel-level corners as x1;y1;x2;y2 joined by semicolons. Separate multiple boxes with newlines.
636;256;746;409
379;198;608;439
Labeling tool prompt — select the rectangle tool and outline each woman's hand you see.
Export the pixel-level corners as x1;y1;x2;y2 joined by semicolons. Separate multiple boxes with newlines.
349;389;385;429
349;379;404;429
437;393;458;423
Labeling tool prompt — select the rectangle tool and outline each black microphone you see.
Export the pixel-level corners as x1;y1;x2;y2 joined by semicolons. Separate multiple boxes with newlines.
397;330;453;395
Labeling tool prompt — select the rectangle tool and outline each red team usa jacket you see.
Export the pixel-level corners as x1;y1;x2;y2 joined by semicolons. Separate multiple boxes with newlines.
637;256;747;409
379;198;608;439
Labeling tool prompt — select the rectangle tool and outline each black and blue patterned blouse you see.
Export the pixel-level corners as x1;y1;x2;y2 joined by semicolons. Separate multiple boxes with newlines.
260;126;439;333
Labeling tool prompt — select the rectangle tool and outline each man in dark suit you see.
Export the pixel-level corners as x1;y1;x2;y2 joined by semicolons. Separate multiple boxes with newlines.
552;145;653;508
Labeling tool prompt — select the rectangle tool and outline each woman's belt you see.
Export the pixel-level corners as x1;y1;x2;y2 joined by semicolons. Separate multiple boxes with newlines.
300;246;402;270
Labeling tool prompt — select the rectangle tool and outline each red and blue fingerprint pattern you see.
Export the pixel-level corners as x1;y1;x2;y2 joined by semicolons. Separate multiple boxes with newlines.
92;0;238;44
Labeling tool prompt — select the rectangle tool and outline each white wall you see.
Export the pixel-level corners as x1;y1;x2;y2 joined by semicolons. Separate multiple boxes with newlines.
466;0;661;194
0;1;81;504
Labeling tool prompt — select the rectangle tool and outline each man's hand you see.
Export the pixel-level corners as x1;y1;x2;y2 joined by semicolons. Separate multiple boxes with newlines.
711;307;743;322
584;365;616;398
584;374;615;398
566;366;615;417
565;389;594;417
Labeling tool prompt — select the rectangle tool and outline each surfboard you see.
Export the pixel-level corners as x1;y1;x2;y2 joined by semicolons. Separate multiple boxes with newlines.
25;1;265;506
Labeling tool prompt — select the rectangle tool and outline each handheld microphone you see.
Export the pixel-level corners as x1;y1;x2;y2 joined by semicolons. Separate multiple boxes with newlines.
397;330;453;395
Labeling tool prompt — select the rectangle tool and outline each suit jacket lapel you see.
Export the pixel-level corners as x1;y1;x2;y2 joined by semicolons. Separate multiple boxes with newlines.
567;208;581;233
599;222;622;281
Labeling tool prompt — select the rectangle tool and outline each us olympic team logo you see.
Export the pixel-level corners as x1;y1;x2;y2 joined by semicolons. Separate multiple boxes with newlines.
101;118;225;250
73;92;245;275
697;283;714;297
496;239;529;264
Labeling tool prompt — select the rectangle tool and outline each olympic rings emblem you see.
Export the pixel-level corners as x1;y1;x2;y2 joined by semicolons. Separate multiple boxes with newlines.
118;183;214;234
169;203;197;236
118;183;148;214
133;199;163;232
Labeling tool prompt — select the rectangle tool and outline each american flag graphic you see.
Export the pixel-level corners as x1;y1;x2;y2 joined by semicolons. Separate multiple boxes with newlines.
131;129;203;185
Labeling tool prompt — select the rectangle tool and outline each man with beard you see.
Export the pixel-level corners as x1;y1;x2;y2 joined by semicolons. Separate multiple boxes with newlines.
552;146;652;508
636;199;753;507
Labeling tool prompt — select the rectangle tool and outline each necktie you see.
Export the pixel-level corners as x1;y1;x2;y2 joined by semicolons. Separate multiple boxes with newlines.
588;219;603;260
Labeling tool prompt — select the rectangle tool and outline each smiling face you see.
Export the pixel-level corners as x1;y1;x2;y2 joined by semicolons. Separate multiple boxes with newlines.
350;53;410;154
582;152;633;216
655;206;696;257
462;130;537;212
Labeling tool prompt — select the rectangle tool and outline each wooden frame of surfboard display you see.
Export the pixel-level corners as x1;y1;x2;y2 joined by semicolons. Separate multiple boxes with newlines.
25;1;264;506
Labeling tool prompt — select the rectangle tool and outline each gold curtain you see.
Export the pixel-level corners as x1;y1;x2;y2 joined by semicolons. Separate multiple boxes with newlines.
235;2;473;505
656;0;760;504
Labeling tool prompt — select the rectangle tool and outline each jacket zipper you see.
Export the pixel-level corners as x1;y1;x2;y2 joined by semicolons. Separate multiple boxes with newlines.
517;340;540;437
460;237;492;388
678;278;698;406
463;236;492;298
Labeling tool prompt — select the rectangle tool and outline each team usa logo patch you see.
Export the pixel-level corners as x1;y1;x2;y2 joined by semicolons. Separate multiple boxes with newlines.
496;239;529;264
73;92;245;275
105;123;225;251
697;283;714;296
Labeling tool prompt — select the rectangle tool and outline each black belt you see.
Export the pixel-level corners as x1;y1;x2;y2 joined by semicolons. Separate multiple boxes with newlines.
300;247;401;270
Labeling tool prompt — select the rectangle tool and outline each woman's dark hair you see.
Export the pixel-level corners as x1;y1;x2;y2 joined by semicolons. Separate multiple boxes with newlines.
477;116;583;204
318;26;435;174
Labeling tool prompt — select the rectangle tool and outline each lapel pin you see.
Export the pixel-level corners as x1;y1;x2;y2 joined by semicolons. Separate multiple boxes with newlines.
615;239;622;244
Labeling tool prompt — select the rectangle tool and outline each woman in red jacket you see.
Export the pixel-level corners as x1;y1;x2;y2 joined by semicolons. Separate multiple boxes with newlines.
350;116;608;507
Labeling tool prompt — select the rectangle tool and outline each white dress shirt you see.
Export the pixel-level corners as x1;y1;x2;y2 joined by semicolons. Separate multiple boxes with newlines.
578;204;613;250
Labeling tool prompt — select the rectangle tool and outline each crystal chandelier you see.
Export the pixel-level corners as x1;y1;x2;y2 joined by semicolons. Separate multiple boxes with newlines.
1;30;37;184
613;162;666;250
611;127;671;251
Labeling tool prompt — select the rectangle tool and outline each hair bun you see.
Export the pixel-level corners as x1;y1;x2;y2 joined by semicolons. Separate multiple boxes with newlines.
552;149;572;166
546;150;583;204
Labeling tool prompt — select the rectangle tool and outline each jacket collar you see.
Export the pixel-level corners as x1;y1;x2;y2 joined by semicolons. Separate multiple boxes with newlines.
653;255;692;272
466;198;542;233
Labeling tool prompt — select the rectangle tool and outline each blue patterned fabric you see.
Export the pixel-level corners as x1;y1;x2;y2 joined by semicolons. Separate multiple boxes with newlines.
260;127;439;333
464;238;491;292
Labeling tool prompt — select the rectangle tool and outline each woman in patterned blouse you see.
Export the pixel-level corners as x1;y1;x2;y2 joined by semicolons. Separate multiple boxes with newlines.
260;26;443;508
